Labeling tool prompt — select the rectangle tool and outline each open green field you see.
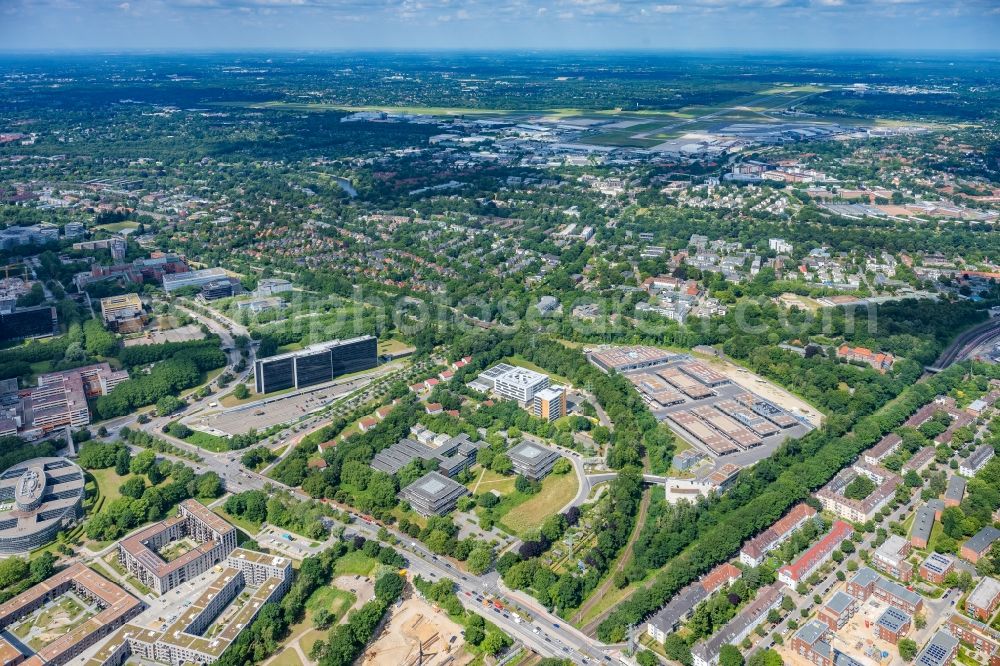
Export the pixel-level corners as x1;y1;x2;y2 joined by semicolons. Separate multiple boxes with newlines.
332;550;379;577
184;430;231;452
305;585;356;621
501;472;579;535
467;466;518;495
506;355;572;387
96;221;140;233
213;507;262;536
269;649;304;666
378;337;416;356
89;467;127;506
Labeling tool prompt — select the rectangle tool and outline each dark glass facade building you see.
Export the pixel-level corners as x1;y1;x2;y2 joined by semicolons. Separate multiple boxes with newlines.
254;335;377;394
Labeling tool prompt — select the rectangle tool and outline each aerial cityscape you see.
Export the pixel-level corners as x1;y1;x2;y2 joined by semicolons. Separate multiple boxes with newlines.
0;4;999;666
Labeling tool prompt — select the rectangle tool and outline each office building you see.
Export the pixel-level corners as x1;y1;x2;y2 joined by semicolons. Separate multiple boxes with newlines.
0;457;84;554
162;267;229;293
0;305;58;342
508;440;561;480
492;366;550;404
534;385;567;422
100;293;146;332
254;335;377;394
199;278;242;301
399;472;469;516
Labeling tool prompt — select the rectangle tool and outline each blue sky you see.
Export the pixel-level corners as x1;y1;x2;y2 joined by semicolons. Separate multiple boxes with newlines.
1;0;998;52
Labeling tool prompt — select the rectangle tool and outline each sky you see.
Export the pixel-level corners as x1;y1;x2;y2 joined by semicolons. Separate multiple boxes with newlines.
1;0;999;52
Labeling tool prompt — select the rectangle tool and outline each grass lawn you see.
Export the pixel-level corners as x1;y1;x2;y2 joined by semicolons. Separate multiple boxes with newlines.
333;551;378;577
506;356;572;387
306;586;356;622
466;466;517;495
502;472;579;536
269;649;304;666
378;337;416;356
300;629;326;658
89;467;127;506
214;507;262;536
96;221;140;232
184;430;231;452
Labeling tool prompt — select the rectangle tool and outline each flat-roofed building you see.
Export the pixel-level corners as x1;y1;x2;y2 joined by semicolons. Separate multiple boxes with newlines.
920;552;955;584
95;547;290;666
534;385;567;422
588;345;676;373
872;534;913;581
254;335;377;394
162;267;228;292
875;606;912;644
945;613;1000;661
0;563;143;666
118;499;237;595
99;293;145;332
817;591;857;631
0;457;85;554
492;366;550;404
399;472;469;516
967;577;1000;621
914;630;959;666
508;440;561;480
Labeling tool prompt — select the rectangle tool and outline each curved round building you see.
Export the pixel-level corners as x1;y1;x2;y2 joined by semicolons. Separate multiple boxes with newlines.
0;457;84;553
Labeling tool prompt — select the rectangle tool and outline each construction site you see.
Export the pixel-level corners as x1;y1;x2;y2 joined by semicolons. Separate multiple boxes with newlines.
362;595;471;666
